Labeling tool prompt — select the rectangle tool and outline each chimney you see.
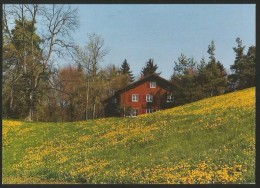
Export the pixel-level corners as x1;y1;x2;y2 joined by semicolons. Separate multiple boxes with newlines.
141;74;145;79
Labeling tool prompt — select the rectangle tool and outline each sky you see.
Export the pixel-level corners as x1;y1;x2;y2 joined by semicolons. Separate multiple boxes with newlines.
71;4;255;80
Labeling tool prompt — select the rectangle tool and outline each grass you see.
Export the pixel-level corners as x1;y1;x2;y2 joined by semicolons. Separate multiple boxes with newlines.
2;87;255;184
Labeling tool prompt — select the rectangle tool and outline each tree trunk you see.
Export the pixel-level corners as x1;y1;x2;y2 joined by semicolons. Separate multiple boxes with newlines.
85;76;90;120
92;97;96;119
26;92;33;121
10;89;13;109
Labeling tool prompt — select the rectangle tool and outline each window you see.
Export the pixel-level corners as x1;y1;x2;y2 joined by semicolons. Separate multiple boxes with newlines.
132;94;139;102
150;82;156;88
146;94;153;102
132;109;138;116
167;94;174;102
146;109;154;114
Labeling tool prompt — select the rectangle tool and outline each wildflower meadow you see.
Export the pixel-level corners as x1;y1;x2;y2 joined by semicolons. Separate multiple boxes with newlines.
3;87;255;184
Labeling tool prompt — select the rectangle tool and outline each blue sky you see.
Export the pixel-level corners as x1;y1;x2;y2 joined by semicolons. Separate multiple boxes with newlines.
72;4;255;79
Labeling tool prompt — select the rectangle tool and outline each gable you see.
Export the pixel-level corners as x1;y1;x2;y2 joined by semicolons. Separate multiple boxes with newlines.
117;74;174;94
103;74;174;103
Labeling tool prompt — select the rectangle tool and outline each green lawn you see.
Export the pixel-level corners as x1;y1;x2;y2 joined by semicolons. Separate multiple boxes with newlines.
2;87;255;184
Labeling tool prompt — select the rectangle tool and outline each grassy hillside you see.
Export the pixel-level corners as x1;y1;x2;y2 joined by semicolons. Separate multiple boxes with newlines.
3;87;255;184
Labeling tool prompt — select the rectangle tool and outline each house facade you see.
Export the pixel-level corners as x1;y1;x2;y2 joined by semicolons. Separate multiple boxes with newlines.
104;74;175;117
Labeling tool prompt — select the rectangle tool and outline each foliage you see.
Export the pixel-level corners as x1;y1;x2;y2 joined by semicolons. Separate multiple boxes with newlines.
59;65;86;121
170;54;200;106
198;61;227;97
2;4;79;121
141;59;161;77
228;38;255;90
171;41;227;106
200;41;227;96
2;18;46;120
120;59;135;83
3;87;255;184
36;63;132;121
75;33;109;120
2;5;255;123
174;54;196;76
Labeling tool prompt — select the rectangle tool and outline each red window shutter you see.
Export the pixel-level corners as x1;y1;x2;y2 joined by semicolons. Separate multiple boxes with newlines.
147;82;150;88
129;94;132;102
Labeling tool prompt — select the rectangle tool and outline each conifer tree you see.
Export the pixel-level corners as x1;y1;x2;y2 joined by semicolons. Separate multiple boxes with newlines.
120;59;134;83
228;37;255;89
3;18;45;120
197;57;206;72
141;58;160;77
171;54;201;105
198;41;227;96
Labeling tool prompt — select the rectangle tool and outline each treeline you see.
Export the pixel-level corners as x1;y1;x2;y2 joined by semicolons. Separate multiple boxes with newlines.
2;4;255;122
170;39;255;106
2;5;134;121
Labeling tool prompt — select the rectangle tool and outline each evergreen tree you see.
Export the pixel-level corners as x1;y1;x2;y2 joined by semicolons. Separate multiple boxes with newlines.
120;59;134;83
141;58;161;77
197;57;206;72
229;37;255;89
247;45;256;59
245;45;256;87
198;41;227;96
171;54;202;106
199;61;227;96
3;4;79;121
207;40;216;63
3;18;46;120
173;54;188;76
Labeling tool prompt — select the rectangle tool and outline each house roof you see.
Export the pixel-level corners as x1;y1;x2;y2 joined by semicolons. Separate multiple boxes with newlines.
103;74;174;103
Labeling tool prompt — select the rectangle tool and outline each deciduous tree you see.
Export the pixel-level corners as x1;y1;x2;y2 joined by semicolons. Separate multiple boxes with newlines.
75;33;109;119
3;4;79;121
59;65;86;121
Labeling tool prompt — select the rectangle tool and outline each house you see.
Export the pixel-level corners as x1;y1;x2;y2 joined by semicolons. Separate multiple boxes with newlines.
104;74;175;117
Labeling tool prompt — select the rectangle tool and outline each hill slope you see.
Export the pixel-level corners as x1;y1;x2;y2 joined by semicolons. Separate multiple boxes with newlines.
3;87;255;184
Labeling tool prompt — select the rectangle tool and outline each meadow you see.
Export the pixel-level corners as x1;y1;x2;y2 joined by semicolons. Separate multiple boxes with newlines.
2;87;255;184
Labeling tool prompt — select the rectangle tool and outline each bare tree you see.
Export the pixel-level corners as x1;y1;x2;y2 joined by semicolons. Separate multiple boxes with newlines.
41;4;79;67
75;33;109;119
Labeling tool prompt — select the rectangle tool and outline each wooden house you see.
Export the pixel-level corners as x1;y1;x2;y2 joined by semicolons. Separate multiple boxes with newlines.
104;74;175;117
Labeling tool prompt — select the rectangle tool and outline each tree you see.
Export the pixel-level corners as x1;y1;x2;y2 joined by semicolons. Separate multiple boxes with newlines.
102;64;129;93
170;54;201;106
35;67;62;122
170;41;228;106
120;59;134;83
141;58;160;77
198;41;227;96
173;54;196;76
198;61;227;96
58;65;86;121
197;57;206;72
84;64;129;118
3;4;79;121
75;33;109;120
207;40;216;63
41;4;80;66
3;14;46;119
229;37;255;89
